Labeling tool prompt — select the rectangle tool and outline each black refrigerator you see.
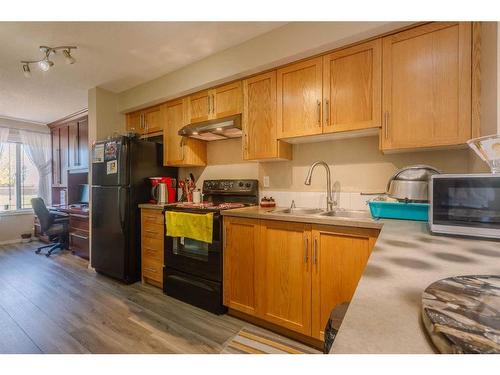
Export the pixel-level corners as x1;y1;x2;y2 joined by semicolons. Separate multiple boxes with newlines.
91;136;177;283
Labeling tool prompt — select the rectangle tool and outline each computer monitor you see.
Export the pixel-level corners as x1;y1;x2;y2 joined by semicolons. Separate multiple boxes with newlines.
79;184;89;204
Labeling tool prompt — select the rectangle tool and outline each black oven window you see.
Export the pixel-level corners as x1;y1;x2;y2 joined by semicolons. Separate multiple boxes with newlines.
173;237;209;262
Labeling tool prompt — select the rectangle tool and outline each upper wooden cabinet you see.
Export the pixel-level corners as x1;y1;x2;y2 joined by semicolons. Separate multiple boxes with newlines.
188;81;243;124
242;71;292;161
277;57;323;139
258;220;312;336
323;39;382;133
162;99;207;167
381;22;473;151
126;105;163;135
310;225;378;341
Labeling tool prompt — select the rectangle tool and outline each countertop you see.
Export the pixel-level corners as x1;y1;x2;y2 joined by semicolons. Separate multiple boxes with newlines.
220;206;500;353
138;203;171;210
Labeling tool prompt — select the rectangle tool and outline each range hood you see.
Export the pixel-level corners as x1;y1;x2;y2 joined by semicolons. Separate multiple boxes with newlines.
178;115;242;141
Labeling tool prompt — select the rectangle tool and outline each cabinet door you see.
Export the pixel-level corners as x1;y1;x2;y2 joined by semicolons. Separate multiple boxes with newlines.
126;111;143;134
164;99;186;165
242;71;292;161
323;39;382;133
311;225;378;340
257;220;312;335
59;125;69;187
51;129;60;185
143;105;163;134
381;22;472;151
277;57;323;139
68;122;78;168
213;81;242;119
223;217;259;316
188;90;211;124
78;118;89;168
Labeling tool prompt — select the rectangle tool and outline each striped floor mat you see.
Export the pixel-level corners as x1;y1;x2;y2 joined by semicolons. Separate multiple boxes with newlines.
221;328;320;354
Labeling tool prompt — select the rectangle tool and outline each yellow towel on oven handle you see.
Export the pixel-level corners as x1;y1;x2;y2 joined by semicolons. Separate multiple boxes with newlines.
165;211;214;244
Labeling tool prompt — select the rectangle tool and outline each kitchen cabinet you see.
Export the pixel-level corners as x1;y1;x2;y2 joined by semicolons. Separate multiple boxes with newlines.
126;105;163;135
223;217;379;342
242;71;292;161
258;220;312;335
322;39;382;133
188;81;242;124
381;22;473;151
223;217;259;316
141;208;165;288
310;225;378;340
277;57;323;139
163;99;207;167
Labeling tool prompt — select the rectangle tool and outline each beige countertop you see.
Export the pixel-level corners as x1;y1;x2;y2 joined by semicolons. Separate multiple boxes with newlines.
138;203;172;210
220;205;500;353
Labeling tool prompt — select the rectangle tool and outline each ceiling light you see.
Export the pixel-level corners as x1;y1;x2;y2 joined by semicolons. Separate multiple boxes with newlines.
20;45;77;77
38;59;54;72
63;49;76;64
22;64;31;78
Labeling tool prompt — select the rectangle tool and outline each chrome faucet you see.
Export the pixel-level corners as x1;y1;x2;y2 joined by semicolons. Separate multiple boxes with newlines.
304;161;337;211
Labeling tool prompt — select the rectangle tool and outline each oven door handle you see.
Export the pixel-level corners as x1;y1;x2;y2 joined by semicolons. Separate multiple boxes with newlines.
167;274;216;292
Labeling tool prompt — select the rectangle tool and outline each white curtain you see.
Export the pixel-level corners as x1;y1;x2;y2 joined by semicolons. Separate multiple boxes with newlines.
0;127;9;158
19;130;52;205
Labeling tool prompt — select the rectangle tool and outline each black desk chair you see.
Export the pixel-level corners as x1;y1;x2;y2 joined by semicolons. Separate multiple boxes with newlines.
31;198;69;257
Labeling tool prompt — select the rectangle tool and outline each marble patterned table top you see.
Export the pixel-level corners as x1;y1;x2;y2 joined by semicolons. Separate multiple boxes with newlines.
422;275;500;354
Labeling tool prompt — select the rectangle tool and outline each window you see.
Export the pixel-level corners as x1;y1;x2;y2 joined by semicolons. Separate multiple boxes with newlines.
0;142;39;212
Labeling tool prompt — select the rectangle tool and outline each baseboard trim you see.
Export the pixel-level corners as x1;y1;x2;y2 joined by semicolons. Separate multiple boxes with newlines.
0;239;23;246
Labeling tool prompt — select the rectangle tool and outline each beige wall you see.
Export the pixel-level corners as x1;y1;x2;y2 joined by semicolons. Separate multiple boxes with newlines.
117;22;412;113
0;116;49;133
180;137;472;193
0;213;34;244
88;87;125;144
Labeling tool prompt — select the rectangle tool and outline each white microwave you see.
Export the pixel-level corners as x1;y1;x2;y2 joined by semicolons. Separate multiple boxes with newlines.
429;174;500;239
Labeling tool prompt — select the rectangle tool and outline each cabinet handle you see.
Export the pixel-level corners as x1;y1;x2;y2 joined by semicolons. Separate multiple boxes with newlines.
303;237;309;264
212;94;215;114
70;233;88;240
207;96;211;115
180;137;185;161
144;229;158;234
313;237;318;266
317;100;321;125
384;111;389;139
324;99;329;125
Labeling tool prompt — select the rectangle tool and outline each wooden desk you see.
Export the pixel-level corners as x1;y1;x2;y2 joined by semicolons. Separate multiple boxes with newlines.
45;205;90;260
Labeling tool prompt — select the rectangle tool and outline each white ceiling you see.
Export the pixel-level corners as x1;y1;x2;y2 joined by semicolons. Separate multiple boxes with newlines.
0;22;286;124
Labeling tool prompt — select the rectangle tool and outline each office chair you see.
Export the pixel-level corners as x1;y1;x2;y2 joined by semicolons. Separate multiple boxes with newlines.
31;197;69;257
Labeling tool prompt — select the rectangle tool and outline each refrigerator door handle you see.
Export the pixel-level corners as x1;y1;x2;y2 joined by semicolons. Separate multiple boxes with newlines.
118;186;126;233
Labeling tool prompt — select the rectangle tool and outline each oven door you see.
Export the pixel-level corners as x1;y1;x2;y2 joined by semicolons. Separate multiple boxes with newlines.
164;211;222;282
430;174;500;238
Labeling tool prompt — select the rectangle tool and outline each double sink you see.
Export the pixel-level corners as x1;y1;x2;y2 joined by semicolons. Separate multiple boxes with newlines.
268;207;371;219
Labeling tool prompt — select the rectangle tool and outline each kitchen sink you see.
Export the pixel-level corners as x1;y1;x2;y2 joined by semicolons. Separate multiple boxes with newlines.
270;207;325;215
320;210;371;219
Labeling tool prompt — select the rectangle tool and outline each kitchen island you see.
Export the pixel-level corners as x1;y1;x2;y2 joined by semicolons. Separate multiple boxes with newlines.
221;206;500;353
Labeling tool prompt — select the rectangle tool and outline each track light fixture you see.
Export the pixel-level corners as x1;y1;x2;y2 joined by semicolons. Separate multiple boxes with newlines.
20;45;77;77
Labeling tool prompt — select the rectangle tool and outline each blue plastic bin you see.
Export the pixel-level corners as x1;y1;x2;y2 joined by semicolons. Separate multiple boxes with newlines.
368;200;429;221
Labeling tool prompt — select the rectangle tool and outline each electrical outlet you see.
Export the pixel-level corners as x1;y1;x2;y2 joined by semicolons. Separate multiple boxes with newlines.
263;176;270;188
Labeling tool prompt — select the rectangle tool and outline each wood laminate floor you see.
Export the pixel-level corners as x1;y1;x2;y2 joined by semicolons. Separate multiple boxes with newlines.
0;241;318;354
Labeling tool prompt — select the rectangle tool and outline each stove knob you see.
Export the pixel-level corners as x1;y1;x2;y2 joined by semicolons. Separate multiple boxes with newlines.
239;182;244;188
245;182;251;188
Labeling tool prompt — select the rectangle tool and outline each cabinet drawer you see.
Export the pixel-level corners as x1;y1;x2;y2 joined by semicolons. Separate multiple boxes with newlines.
69;231;89;260
142;246;163;263
70;215;89;231
142;236;163;251
142;258;163;283
142;223;164;239
141;210;164;225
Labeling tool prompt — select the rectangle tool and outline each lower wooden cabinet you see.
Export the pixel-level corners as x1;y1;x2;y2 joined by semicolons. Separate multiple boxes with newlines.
223;217;379;341
141;208;165;288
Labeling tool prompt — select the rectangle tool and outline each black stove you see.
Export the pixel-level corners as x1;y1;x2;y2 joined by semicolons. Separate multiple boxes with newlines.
163;179;258;314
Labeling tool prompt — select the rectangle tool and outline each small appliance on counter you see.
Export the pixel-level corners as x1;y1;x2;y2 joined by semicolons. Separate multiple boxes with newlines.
368;165;440;221
150;176;176;204
429;135;500;239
